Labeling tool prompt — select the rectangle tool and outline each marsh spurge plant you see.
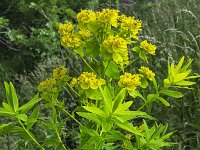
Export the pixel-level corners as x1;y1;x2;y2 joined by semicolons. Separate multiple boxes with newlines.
0;9;199;150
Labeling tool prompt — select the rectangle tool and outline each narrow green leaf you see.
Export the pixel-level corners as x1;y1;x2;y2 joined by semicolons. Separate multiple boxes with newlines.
174;72;191;83
176;56;184;71
0;107;15;117
80;125;99;137
180;59;193;72
4;81;12;107
99;86;113;114
77;112;101;124
160;90;184;98
115;121;142;136
176;81;196;86
27;106;40;130
114;101;133;113
157;97;170;106
10;83;19;112
19;94;41;114
112;88;126;113
16;114;28;122
2;102;14;112
82;106;107;117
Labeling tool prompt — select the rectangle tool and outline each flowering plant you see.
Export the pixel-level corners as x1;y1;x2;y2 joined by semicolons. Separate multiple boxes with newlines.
0;9;199;150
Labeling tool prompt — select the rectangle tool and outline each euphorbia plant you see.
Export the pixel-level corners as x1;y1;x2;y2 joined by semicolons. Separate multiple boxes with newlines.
0;9;199;150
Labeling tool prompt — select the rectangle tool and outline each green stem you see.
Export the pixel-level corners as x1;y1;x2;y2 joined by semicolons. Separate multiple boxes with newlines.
18;119;45;150
65;83;80;97
81;57;95;72
57;101;82;126
55;129;67;150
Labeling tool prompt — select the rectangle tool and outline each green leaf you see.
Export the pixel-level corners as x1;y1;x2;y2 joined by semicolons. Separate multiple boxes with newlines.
74;47;84;57
173;72;190;83
0;107;15;117
175;81;196;86
99;86;113;114
85;89;102;100
160;90;184;98
86;41;100;57
105;130;127;141
114;111;155;122
114;101;133;113
102;121;113;132
81;136;102;149
112;88;126;113
139;50;148;63
80;125;99;137
2;102;14;112
4;81;12;107
157;97;170;106
16;114;28;122
77;112;101;124
82;106;107;117
176;56;184;71
27;106;40;130
10;83;19;112
105;60;120;79
115;121;142;136
132;46;141;52
147;94;159;103
19;94;41;114
140;78;148;88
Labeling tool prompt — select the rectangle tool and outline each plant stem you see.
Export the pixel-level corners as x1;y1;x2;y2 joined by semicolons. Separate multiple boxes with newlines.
65;83;80;97
81;57;95;72
55;128;67;150
18;119;45;150
62;108;83;125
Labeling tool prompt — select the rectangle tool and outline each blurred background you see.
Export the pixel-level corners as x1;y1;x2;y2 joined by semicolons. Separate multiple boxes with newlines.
0;0;200;149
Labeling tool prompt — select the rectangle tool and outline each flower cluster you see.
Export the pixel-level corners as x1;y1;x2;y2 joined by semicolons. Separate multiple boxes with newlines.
70;72;105;90
118;73;141;90
77;10;96;25
38;78;56;91
140;40;156;55
97;9;119;27
119;15;142;39
38;66;69;92
139;66;155;81
103;35;129;66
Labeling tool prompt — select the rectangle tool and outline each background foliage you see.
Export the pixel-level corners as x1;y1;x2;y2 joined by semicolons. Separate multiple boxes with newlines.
0;0;200;149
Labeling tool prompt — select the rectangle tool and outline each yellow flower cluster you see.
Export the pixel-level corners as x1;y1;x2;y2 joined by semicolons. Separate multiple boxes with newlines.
70;72;105;90
78;29;91;39
119;15;142;39
59;22;81;48
61;34;81;48
59;22;74;35
140;40;156;55
38;66;69;92
103;35;129;65
118;73;141;90
53;65;68;81
77;10;96;24
97;9;119;27
38;78;56;91
139;66;155;81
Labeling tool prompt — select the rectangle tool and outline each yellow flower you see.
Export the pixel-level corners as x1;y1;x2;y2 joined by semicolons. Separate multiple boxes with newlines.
103;35;129;65
59;22;74;36
119;15;142;39
53;66;68;81
38;78;56;91
140;40;156;55
77;10;96;24
97;9;119;27
61;34;81;48
78;29;91;39
118;73;141;90
71;72;105;90
103;35;127;53
139;66;155;81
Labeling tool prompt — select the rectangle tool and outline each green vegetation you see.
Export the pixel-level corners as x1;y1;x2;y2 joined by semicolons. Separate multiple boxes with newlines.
0;0;200;149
